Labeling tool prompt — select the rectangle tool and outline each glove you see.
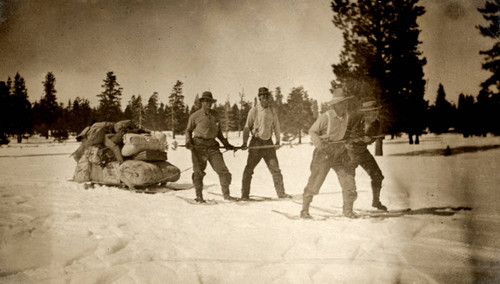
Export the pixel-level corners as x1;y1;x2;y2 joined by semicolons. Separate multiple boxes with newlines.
241;142;248;150
361;135;374;144
186;141;194;150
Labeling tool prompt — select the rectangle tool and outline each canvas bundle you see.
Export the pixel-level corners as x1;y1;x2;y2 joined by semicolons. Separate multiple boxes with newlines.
119;160;180;187
121;133;167;157
132;150;168;161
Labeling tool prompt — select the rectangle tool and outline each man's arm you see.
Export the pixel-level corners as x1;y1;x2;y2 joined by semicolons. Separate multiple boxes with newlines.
242;108;256;147
185;115;195;149
273;110;281;145
309;114;327;149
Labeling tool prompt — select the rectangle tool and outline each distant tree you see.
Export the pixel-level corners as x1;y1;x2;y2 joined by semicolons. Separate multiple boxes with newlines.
282;86;314;143
239;100;252;132
229;104;240;131
477;0;500;135
238;90;246;136
311;99;319;120
144;92;160;131
69;97;94;133
331;0;427;144
456;93;476;137
159;103;169;131
34;72;60;138
168;80;187;137
428;84;456;135
0;80;11;144
11;73;32;142
125;95;144;128
274;87;285;124
97;71;123;121
52;102;69;141
190;94;201;114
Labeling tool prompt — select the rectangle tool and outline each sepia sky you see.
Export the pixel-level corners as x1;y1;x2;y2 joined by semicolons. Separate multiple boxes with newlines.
0;0;494;108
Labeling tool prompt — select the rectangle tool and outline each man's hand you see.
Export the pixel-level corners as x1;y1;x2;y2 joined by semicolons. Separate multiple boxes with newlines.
224;143;235;151
186;141;194;150
240;142;248;150
361;135;374;144
275;141;281;150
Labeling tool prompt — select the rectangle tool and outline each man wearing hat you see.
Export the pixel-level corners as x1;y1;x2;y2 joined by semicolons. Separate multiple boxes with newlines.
345;100;387;211
300;88;359;219
185;91;236;202
240;87;292;200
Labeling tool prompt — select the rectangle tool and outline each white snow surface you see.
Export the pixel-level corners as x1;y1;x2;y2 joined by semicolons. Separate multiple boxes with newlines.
1;133;500;283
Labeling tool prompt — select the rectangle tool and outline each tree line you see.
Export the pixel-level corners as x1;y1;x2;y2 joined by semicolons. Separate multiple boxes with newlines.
0;71;320;144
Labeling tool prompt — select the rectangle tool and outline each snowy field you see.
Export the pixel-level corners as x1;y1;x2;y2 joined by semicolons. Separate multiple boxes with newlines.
1;133;500;283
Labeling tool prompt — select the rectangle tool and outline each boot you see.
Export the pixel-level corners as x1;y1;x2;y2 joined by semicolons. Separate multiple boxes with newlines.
221;185;237;201
300;195;313;219
274;174;291;198
343;201;358;219
371;185;387;211
195;187;205;203
241;174;251;200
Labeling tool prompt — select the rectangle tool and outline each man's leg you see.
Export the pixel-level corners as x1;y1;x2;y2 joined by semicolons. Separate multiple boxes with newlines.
241;148;263;199
359;150;386;210
191;149;208;203
334;163;358;218
301;150;331;218
263;148;290;198
208;149;235;200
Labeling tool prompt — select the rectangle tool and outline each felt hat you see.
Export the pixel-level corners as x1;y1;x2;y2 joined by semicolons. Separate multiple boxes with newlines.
359;100;381;112
327;88;354;105
200;91;216;103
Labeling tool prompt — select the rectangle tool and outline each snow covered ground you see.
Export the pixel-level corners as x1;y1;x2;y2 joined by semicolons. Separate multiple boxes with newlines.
1;133;500;283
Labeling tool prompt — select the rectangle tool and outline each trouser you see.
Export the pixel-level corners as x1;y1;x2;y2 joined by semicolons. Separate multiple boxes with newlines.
241;137;285;198
348;147;384;204
191;137;232;198
302;148;357;214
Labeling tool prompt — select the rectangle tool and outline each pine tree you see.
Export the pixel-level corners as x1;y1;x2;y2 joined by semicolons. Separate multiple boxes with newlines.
282;86;314;143
70;97;94;133
168;80;187;138
428;84;456;135
477;0;500;135
125;95;144;128
36;72;59;138
274;87;285;125
456;93;476;137
0;80;11;144
97;71;123;121
11;73;32;143
144;92;159;131
331;0;427;144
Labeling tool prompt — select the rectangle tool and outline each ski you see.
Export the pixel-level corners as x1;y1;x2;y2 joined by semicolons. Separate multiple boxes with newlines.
176;195;218;205
292;200;408;219
271;210;330;221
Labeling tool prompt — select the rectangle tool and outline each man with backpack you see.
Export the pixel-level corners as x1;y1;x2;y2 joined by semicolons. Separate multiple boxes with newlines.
240;87;292;200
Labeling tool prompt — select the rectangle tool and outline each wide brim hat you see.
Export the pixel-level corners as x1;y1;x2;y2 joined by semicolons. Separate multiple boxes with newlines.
200;91;216;103
327;88;354;105
359;100;381;112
